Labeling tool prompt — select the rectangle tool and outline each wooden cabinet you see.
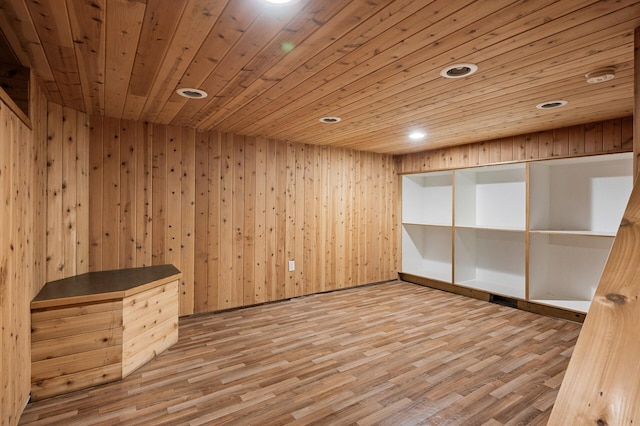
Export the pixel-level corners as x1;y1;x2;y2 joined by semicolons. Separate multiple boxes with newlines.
30;265;181;400
400;152;633;313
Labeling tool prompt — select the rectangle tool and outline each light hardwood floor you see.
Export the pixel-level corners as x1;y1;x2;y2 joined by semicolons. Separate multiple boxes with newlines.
20;281;581;425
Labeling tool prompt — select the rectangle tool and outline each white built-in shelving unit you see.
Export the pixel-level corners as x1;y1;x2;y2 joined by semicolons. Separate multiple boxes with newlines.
527;153;633;312
400;152;633;313
401;171;452;282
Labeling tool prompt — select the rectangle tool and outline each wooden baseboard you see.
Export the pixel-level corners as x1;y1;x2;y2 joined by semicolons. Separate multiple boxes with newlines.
398;273;585;323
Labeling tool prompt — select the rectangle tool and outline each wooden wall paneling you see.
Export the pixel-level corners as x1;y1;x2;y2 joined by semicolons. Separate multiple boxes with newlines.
524;133;539;161
335;148;347;289
264;138;277;302
243;137;256;305
234;133;246;307
181;127;196;316
206;132;221;310
354;150;364;285
500;137;514;162
76;110;90;274
135;121;152;267
18;117;31;400
1;95;34;424
253;137;267;304
232;136;245;307
317;146;332;291
304;144;316;294
89;115;104;271
295;144;305;295
102;117;121;270
46;102;64;281
636;26;640;180
32;79;48;298
1;100;10;422
584;121;604;154
303;144;317;295
218;133;235;309
151;124;167;266
568;124;585;155
348;150;357;286
61;106;78;277
119;120;136;268
285;142;296;298
193;130;209;313
230;135;245;307
275;140;288;299
552;127;569;157
603;118;622;151
165;126;183;311
622;117;633;152
514;135;526;162
385;154;398;278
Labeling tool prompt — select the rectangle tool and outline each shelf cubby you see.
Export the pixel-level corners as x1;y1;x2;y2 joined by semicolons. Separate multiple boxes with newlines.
529;153;632;235
529;233;615;313
402;171;452;226
402;224;452;283
455;163;526;230
454;228;525;299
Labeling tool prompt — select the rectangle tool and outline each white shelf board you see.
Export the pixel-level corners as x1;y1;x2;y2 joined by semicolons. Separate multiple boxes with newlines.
455;279;525;299
455;225;526;232
530;299;591;314
529;229;617;237
402;222;452;228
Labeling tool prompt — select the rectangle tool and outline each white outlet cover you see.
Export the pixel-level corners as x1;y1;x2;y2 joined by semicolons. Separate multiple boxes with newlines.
288;260;295;272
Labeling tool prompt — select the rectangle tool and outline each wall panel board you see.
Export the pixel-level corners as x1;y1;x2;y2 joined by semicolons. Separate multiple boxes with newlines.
1;79;51;424
86;119;399;315
397;117;633;174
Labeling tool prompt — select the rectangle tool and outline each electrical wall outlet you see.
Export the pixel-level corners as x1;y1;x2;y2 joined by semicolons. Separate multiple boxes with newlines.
288;260;295;272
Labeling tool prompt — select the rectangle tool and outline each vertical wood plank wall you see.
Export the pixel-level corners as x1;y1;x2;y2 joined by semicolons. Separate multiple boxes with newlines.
88;117;400;315
0;76;48;425
396;117;633;174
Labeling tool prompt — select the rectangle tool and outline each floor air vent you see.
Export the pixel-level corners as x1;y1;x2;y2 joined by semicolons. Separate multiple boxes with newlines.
490;294;518;309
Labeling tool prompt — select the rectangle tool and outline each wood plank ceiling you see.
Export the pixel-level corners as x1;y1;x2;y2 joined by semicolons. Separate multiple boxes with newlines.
1;0;639;154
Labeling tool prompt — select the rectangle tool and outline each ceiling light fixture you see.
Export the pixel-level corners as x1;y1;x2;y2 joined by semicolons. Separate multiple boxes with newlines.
265;0;294;3
176;88;208;99
440;63;478;79
535;100;568;110
585;67;616;84
319;116;341;123
408;131;427;140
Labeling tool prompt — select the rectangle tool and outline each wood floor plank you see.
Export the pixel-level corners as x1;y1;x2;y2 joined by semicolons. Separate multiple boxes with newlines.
20;281;581;425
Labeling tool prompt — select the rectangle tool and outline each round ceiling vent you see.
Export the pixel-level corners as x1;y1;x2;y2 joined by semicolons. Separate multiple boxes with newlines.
176;88;208;99
440;63;478;79
319;116;341;123
536;100;568;110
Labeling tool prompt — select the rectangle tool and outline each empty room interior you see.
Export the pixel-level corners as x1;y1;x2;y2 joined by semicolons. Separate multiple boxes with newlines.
2;0;640;424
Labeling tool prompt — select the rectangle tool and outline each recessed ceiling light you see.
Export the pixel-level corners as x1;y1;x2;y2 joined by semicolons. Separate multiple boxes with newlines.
536;100;568;110
440;63;478;79
408;131;427;140
176;88;208;99
585;67;616;84
265;0;294;3
319;116;341;123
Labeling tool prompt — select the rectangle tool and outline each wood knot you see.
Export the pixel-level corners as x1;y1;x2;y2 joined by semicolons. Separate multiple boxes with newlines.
597;420;607;426
620;218;631;227
606;293;626;305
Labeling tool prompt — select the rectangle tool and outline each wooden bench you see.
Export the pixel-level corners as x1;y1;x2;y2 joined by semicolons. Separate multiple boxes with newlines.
30;265;181;400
